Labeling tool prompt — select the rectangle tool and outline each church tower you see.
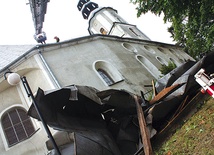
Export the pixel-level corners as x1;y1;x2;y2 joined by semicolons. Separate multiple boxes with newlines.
77;0;150;40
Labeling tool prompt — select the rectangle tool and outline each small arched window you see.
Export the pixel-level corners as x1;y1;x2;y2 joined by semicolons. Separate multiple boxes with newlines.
2;108;36;147
136;55;162;79
169;57;179;66
94;61;124;86
97;69;114;86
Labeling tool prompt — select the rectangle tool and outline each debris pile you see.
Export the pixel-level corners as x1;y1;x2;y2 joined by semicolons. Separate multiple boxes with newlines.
28;52;214;155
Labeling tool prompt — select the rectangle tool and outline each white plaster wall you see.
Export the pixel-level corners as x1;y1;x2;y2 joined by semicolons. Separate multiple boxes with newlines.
0;89;49;155
0;56;56;155
41;38;187;95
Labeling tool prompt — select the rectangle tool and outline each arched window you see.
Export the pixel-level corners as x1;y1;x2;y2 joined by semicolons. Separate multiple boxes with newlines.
136;55;162;79
97;69;114;86
2;108;36;147
122;42;137;53
169;57;179;66
156;56;168;65
94;61;124;86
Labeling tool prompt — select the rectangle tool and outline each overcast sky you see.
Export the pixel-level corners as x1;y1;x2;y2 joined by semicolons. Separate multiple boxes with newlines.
0;0;174;45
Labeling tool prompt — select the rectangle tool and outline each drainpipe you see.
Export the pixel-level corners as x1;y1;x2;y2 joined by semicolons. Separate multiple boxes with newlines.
37;46;61;88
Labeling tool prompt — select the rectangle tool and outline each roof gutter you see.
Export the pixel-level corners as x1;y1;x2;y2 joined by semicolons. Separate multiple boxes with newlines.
0;46;38;78
37;47;61;89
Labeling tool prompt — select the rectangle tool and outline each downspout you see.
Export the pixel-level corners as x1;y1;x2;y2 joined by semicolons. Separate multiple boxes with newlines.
36;46;61;88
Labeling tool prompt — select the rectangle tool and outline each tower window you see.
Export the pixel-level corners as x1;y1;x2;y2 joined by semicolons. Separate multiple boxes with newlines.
2;108;36;147
100;28;107;35
97;69;114;86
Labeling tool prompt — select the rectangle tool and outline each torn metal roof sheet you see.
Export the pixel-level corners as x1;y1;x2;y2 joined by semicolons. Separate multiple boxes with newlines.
27;52;214;155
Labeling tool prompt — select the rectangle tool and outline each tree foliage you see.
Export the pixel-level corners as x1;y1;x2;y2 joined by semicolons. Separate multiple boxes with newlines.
131;0;214;59
159;61;177;75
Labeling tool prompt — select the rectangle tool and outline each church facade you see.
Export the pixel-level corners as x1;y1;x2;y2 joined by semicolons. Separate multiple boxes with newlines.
0;1;194;154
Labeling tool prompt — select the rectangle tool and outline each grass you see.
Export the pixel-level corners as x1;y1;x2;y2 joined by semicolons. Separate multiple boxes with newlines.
153;97;214;154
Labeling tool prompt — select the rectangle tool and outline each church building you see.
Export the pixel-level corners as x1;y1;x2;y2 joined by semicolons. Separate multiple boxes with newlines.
0;1;194;154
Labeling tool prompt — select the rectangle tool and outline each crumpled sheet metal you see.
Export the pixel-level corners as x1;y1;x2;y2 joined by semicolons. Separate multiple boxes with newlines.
28;52;214;155
28;86;140;155
149;52;214;130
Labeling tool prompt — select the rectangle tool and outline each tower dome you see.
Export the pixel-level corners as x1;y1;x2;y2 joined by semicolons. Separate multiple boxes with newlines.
77;0;150;40
77;0;99;19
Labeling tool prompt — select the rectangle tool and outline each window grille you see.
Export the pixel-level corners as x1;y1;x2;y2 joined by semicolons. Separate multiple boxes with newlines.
2;108;36;147
97;69;114;86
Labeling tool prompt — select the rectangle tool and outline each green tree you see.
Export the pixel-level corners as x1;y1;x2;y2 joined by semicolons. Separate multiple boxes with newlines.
131;0;214;59
159;61;177;75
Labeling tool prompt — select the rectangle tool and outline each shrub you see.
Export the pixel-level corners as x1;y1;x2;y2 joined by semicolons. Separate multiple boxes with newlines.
159;62;177;75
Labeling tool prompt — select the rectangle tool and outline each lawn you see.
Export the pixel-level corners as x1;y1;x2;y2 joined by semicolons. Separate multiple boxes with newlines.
154;97;214;154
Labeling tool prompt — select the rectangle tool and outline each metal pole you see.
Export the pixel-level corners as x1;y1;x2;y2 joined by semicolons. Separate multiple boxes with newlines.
21;76;61;155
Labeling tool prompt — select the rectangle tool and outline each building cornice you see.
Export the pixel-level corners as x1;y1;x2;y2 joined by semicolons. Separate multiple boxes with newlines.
0;34;182;78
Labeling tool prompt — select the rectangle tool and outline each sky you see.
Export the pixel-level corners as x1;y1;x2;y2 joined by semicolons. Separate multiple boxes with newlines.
0;0;175;45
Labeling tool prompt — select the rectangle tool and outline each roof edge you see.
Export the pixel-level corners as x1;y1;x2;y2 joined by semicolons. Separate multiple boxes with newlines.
0;34;181;78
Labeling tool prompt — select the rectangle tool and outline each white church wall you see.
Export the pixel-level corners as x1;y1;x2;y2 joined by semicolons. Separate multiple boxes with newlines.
0;35;194;154
39;36;188;95
0;56;57;155
0;0;196;154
